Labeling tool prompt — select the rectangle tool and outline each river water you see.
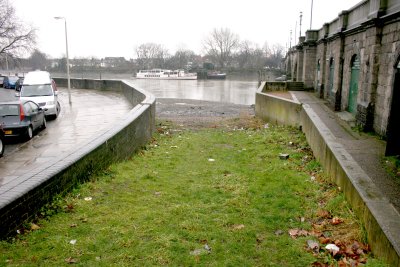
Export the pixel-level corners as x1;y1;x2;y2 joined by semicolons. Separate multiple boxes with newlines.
129;78;259;105
51;72;260;105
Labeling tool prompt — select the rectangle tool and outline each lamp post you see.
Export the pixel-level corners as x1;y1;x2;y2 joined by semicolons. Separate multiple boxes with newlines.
54;16;72;104
299;11;303;37
310;0;314;30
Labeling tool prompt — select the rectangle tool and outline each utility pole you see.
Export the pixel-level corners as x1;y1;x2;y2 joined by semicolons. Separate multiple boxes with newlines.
54;16;72;104
310;0;314;29
290;30;292;48
299;11;303;37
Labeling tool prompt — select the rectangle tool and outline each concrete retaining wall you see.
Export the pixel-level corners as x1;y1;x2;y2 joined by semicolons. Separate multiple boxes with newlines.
255;82;302;126
255;84;400;266
0;79;155;238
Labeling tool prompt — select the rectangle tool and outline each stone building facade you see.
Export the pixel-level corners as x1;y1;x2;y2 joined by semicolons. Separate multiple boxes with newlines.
285;0;400;155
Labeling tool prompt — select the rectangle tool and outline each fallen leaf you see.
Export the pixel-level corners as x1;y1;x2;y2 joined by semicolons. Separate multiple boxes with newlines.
307;240;320;253
232;224;245;230
289;228;309;239
69;239;77;245
208;158;215;162
317;210;331;218
311;262;328;267
318;236;331;244
65;257;78;264
204;244;211;253
66;204;74;212
331;217;343;225
70;223;78;228
84;197;92;201
274;230;284;236
31;223;40;231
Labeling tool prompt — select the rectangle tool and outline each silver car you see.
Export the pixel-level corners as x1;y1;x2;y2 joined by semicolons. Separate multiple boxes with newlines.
16;71;60;119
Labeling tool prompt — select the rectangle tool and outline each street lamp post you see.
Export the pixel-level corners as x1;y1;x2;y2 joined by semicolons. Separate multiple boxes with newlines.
310;0;314;30
54;16;72;104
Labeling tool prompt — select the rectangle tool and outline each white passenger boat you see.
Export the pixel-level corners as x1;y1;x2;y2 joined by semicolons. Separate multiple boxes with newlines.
136;69;197;80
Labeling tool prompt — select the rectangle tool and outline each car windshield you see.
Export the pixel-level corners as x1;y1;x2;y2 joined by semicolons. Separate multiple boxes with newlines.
21;84;53;97
8;77;19;82
0;104;19;116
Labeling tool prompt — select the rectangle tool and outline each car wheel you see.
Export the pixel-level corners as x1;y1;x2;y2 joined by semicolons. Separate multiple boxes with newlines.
54;102;61;119
26;126;33;140
0;137;4;157
41;117;47;129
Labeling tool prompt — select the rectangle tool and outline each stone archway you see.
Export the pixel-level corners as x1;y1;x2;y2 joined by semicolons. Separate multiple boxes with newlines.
385;58;400;156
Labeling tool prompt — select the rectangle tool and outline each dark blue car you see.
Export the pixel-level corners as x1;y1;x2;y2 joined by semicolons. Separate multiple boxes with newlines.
0;100;46;140
3;76;19;89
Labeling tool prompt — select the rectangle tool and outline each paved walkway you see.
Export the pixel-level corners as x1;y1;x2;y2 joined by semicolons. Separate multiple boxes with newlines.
291;91;400;212
0;88;132;187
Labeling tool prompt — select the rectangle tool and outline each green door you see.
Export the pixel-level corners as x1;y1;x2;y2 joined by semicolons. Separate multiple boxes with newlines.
348;55;360;114
328;59;334;97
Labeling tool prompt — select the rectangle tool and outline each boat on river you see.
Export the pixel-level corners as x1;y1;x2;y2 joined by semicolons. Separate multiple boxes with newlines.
136;69;197;80
207;71;226;80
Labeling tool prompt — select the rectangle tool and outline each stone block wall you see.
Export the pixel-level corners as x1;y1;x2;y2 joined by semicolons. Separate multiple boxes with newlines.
374;20;400;135
285;0;400;137
255;90;400;267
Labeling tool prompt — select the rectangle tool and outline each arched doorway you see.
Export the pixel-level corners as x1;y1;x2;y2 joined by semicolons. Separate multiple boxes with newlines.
348;55;360;114
328;58;334;98
385;59;400;156
317;59;323;98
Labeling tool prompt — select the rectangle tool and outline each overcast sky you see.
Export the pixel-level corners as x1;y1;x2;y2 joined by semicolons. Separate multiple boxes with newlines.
12;0;361;59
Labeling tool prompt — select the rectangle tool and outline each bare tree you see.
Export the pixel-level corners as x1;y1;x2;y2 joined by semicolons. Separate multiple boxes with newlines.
263;42;285;68
0;0;36;59
135;43;169;69
27;49;48;70
167;49;196;70
203;28;239;69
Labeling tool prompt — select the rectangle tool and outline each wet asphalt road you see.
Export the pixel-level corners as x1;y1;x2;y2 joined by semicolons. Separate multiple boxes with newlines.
0;87;132;186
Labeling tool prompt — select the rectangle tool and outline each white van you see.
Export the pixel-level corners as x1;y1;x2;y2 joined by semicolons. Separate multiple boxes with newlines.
16;71;60;119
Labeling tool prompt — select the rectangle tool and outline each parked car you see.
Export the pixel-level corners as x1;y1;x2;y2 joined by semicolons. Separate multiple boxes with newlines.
0;100;46;140
3;76;19;89
16;71;60;119
0;126;4;157
275;75;287;81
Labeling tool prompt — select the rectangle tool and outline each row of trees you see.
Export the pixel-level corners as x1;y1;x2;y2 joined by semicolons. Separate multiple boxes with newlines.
0;0;284;73
134;28;285;71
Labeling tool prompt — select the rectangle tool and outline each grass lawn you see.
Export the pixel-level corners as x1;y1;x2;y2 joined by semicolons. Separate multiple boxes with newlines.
0;119;388;266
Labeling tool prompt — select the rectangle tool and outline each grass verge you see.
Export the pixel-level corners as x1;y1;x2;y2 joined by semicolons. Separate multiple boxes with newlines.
0;118;388;266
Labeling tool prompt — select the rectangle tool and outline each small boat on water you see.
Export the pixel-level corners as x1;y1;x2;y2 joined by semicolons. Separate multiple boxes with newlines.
136;69;197;80
207;71;226;80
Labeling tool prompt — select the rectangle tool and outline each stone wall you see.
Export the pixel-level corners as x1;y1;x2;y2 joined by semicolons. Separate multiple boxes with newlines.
255;89;400;267
284;0;400;137
0;79;155;238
